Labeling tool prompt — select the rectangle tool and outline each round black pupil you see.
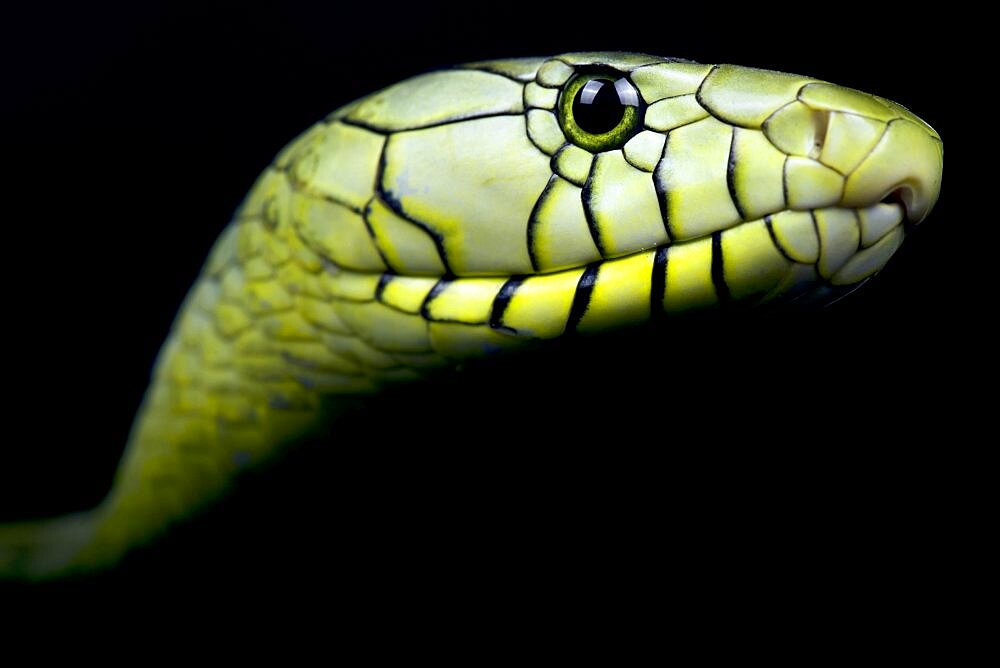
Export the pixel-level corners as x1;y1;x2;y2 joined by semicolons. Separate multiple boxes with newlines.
573;78;631;135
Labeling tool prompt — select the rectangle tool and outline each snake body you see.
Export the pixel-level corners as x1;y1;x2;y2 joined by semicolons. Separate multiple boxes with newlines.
0;52;942;579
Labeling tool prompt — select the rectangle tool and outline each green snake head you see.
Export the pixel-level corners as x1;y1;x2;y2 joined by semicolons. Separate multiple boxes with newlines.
0;52;943;580
267;51;941;340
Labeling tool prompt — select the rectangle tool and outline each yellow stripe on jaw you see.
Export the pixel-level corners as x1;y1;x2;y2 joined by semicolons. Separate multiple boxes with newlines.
663;237;717;312
358;203;880;341
378;276;438;314
498;268;586;339
423;278;508;324
578;252;655;332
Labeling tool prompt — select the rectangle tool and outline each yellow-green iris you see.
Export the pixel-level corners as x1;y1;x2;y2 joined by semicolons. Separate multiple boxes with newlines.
558;72;644;152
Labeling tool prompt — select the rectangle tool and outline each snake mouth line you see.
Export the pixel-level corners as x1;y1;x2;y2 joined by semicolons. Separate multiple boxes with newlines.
525;198;908;283
357;201;909;344
879;188;916;229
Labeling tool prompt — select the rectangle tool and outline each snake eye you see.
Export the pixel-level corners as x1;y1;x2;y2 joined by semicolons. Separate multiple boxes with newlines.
558;72;643;152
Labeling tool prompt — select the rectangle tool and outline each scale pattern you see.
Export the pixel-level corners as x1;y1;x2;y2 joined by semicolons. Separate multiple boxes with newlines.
0;52;942;578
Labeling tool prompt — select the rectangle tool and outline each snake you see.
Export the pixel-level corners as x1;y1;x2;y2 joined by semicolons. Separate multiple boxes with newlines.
0;52;942;580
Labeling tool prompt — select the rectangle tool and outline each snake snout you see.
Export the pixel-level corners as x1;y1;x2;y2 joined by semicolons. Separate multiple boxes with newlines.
800;83;943;224
841;117;943;224
759;81;943;224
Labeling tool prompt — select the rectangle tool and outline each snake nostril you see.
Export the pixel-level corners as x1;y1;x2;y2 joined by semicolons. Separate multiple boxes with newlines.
763;103;832;160
810;109;830;159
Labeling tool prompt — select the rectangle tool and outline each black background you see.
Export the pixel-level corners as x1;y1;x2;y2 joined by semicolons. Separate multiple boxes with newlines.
0;2;984;607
